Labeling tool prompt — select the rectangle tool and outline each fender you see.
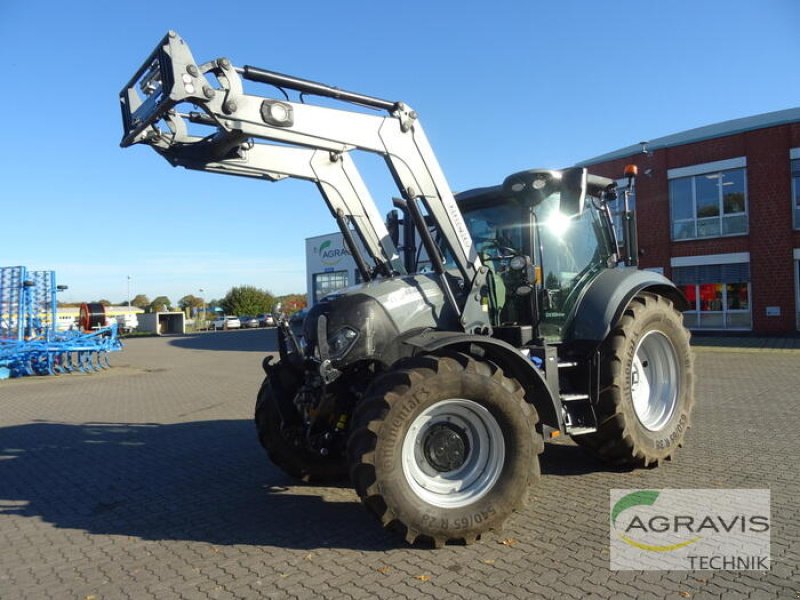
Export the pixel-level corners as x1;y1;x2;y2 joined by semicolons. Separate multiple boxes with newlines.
402;330;563;430
565;267;689;343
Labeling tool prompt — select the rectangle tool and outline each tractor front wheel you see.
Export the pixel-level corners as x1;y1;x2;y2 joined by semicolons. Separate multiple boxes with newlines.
347;353;542;546
255;376;347;483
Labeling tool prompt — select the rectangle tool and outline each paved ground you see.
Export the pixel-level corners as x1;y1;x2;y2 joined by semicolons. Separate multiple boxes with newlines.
692;334;800;351
0;330;798;599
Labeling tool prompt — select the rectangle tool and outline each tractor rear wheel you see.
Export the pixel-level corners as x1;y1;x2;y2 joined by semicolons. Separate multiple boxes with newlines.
572;292;694;466
255;377;347;483
347;353;542;546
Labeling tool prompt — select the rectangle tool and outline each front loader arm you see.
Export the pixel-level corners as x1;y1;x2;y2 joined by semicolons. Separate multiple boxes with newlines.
152;129;403;280
119;31;490;333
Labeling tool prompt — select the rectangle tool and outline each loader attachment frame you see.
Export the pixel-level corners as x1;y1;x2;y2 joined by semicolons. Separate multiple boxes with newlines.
119;31;489;333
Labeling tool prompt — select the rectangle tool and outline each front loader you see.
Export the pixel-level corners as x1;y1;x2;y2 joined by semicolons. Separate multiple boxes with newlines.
119;32;695;547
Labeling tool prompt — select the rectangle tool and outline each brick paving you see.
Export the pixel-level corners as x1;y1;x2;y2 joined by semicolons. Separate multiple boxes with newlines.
0;329;797;599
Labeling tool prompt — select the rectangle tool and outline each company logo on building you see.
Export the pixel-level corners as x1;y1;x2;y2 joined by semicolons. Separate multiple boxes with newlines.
610;489;770;571
315;239;351;266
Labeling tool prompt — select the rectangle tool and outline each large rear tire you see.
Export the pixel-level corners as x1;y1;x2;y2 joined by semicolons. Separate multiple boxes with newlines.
572;292;694;467
255;377;347;483
347;353;542;547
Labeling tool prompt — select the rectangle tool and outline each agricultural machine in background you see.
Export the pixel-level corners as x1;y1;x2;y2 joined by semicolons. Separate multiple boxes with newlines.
120;33;695;546
0;266;122;378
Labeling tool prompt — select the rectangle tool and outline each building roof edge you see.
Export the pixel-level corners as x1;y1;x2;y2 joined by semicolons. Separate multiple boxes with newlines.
577;107;800;166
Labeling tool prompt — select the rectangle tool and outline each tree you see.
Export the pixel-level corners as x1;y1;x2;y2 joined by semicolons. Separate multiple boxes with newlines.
150;296;172;312
95;299;112;306
178;294;204;311
221;285;274;316
276;293;307;314
131;294;150;310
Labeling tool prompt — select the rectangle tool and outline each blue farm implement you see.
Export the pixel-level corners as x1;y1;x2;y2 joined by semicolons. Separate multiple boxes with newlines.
0;266;122;379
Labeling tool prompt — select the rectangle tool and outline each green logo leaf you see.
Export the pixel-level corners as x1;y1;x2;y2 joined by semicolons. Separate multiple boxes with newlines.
612;490;660;527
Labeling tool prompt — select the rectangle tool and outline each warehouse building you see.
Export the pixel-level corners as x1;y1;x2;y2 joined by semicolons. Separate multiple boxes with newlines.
579;107;800;335
305;233;362;306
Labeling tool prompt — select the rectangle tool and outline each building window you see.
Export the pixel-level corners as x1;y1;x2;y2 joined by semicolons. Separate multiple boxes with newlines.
673;262;751;330
795;255;800;331
792;158;800;229
670;168;747;240
312;270;349;303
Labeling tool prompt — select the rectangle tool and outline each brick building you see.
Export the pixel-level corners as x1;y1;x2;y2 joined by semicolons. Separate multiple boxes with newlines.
580;108;800;335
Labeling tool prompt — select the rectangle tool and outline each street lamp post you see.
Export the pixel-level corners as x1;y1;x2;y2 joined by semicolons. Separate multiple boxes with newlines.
199;288;206;329
127;275;131;307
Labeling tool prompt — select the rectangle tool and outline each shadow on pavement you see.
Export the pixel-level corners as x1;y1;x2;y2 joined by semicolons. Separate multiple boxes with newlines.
540;440;633;476
0;419;398;551
168;328;279;353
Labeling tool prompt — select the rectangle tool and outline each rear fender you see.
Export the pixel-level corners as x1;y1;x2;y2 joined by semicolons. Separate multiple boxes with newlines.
402;330;563;430
565;268;689;344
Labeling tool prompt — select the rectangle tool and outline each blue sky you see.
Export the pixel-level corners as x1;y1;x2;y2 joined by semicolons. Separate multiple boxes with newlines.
1;1;798;304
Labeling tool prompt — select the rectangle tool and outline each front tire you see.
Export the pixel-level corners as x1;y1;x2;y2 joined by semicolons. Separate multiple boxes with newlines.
347;353;542;546
572;293;694;466
255;376;347;483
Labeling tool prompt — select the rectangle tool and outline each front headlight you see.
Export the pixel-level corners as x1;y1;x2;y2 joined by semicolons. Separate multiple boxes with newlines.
327;326;359;358
509;255;528;271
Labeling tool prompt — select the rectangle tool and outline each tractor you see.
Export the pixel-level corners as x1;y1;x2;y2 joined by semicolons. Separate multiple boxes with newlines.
120;32;694;546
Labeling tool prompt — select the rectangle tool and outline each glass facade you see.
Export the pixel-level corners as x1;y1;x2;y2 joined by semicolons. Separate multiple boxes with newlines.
312;270;349;303
796;259;800;331
792;158;800;229
673;263;752;330
670;168;748;240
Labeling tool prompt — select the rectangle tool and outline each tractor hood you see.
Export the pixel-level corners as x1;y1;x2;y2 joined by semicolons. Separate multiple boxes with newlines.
303;273;462;367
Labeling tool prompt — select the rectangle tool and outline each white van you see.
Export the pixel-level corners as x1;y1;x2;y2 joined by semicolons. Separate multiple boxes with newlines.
116;313;139;333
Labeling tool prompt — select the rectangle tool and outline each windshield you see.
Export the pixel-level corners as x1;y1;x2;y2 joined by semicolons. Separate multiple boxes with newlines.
464;203;526;258
451;189;614;334
536;192;614;337
428;201;526;272
440;200;528;327
537;194;612;292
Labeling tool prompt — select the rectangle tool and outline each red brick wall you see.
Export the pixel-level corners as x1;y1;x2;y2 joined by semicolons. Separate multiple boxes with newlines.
744;126;794;333
586;122;800;334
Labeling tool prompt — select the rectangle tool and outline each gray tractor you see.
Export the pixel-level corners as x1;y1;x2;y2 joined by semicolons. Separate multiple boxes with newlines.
120;32;694;546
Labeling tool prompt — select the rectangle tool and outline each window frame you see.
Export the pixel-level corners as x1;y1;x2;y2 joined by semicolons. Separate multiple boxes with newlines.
312;270;350;303
791;149;800;230
794;249;800;332
669;158;748;241
679;281;752;331
671;254;752;331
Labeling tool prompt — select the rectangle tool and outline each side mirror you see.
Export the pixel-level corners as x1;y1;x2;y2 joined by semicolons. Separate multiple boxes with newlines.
560;167;587;218
386;209;400;247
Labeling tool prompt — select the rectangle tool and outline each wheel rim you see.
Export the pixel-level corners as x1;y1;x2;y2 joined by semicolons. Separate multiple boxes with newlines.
401;399;504;508
630;330;679;431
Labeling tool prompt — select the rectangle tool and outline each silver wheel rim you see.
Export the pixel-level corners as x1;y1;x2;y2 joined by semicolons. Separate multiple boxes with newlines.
631;330;679;431
401;398;505;508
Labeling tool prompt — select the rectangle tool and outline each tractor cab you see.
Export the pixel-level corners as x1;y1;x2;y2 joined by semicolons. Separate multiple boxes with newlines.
455;168;618;344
